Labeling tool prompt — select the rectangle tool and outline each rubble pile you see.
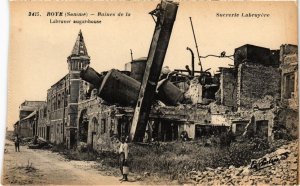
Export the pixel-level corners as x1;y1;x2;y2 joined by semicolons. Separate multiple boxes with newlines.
20;137;34;145
188;140;298;185
28;137;52;149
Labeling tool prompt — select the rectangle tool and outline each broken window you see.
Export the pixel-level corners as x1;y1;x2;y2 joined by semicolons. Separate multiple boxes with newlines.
101;118;106;134
43;107;47;117
284;73;295;99
235;121;249;136
64;93;68;107
46;126;50;141
195;125;204;139
109;119;115;137
256;120;268;138
52;98;56;111
58;94;61;109
62;92;65;107
78;109;89;143
117;116;130;138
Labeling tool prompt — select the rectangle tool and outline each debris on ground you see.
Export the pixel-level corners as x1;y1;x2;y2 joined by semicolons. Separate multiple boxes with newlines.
187;140;298;185
28;137;52;149
21;137;34;145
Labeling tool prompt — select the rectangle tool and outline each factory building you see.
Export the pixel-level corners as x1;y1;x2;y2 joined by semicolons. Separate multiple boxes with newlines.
14;31;298;150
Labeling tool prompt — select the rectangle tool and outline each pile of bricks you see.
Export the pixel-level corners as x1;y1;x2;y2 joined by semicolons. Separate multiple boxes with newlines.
188;140;298;185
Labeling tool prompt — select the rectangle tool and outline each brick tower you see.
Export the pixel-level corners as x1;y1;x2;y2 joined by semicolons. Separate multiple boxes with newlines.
66;30;90;148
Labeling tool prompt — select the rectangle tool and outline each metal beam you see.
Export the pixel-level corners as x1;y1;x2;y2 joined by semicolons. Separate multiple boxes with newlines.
130;1;179;142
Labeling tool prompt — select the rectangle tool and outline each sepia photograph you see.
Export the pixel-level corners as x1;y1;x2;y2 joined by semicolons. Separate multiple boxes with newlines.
2;0;298;185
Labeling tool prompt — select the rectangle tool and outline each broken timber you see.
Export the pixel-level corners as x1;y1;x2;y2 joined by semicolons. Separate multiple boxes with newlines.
129;1;179;142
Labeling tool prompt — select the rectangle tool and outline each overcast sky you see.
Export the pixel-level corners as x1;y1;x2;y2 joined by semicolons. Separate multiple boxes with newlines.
7;1;297;130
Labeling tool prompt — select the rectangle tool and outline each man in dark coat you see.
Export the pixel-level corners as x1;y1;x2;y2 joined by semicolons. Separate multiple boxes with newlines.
14;135;20;152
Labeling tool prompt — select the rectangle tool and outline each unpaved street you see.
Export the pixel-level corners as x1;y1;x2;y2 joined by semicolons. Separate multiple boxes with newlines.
2;140;139;185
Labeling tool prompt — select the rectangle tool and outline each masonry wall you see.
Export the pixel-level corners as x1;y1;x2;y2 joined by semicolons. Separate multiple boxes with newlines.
37;103;48;140
154;105;211;124
19;119;34;138
253;109;276;141
280;44;298;110
77;100;215;151
47;75;69;144
68;72;80;128
79;80;91;101
237;63;281;110
77;98;123;151
152;105;211;139
220;68;237;108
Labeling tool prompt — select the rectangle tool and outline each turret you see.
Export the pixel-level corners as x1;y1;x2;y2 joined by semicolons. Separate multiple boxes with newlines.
66;30;90;148
67;30;90;72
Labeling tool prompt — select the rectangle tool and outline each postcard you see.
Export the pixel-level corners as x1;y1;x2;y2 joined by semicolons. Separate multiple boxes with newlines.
2;0;298;185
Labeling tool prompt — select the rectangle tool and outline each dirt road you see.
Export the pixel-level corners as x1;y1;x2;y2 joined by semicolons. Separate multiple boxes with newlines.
2;140;140;185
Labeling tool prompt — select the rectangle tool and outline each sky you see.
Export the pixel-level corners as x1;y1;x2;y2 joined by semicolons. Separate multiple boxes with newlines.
7;1;298;130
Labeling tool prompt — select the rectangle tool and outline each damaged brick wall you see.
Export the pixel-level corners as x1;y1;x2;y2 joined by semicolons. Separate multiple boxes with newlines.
19;119;34;138
154;105;211;139
280;44;298;110
276;108;298;138
77;98;124;151
227;108;275;141
79;81;90;102
280;44;298;62
237;63;281;110
253;109;276;141
154;105;211;124
77;102;214;150
220;68;237;108
37;104;48;140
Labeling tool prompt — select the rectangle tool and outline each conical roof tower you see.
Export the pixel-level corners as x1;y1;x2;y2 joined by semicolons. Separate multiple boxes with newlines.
68;30;90;71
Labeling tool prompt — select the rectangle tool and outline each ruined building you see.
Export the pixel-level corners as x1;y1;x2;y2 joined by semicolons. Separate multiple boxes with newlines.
13;31;298;150
14;101;45;137
13;30;298;150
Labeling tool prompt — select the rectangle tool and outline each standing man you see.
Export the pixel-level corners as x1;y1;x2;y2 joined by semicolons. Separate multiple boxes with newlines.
119;136;129;181
14;135;20;152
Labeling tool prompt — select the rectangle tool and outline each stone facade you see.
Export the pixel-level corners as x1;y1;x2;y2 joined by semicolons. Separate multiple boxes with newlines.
17;111;37;138
14;101;45;138
32;30;90;148
219;67;237;108
280;44;298;110
278;44;299;138
36;103;48;140
216;44;297;141
237;63;281;110
44;75;69;144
